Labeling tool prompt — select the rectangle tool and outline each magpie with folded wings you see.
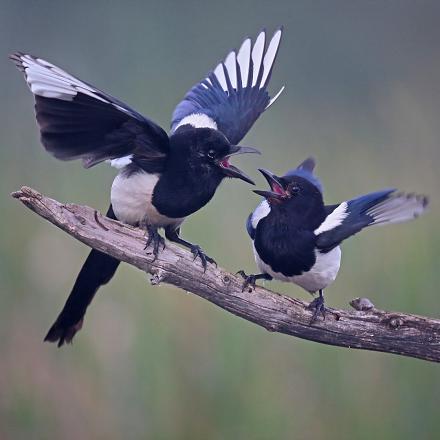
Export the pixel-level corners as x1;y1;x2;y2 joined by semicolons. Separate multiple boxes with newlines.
239;158;428;322
11;28;284;346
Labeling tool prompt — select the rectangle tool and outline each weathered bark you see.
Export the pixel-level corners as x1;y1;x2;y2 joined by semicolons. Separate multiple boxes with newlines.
12;186;440;363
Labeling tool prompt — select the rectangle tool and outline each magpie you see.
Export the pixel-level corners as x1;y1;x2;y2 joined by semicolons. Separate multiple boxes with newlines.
239;158;428;321
11;28;284;346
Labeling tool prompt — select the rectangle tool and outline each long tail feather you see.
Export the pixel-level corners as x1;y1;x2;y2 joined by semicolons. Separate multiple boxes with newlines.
44;206;120;347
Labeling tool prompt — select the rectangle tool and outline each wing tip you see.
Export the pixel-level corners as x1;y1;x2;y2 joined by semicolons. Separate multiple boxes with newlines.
254;28;267;48
258;27;267;37
272;26;284;40
9;51;23;60
257;25;284;39
366;190;429;225
9;52;26;71
10;52;48;75
411;194;430;218
259;26;284;89
397;192;430;210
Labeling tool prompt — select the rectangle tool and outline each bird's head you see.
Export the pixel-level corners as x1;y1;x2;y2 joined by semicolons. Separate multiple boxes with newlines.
253;158;323;206
172;128;260;184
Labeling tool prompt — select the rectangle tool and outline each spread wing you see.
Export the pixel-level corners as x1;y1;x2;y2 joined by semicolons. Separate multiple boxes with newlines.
315;189;429;252
10;53;169;172
171;28;284;144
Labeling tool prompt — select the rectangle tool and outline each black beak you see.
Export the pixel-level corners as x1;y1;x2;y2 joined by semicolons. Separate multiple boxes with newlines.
253;189;286;200
253;168;287;200
218;145;260;185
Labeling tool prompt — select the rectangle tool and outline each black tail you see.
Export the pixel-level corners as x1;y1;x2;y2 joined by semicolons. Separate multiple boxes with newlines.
44;205;120;347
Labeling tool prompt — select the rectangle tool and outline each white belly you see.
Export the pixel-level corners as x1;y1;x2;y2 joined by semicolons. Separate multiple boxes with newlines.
111;172;185;227
253;244;341;293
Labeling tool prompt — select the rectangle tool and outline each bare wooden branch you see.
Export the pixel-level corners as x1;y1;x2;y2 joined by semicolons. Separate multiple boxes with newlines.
12;186;440;363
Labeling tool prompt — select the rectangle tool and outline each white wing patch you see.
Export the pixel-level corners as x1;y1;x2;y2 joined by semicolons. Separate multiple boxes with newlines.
237;38;251;87
224;51;237;89
314;202;348;235
174;113;218;130
172;29;284;135
213;63;228;91
107;155;133;169
16;54;108;103
209;28;284;102
251;200;271;229
251;32;266;87
261;29;282;87
367;193;428;226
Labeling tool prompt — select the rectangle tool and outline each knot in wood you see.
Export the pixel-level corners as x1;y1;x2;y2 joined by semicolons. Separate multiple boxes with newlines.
222;275;231;285
150;270;165;285
350;297;375;311
389;317;404;329
75;215;86;225
267;323;278;332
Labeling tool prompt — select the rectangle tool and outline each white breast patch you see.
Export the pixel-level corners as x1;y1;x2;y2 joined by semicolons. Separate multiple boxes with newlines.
111;172;185;227
253;244;341;293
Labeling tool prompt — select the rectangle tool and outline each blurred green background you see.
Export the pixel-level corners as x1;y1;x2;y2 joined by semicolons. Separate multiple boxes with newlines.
1;1;439;439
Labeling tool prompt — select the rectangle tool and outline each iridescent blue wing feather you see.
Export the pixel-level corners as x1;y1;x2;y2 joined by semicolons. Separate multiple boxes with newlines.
171;28;284;144
316;189;428;251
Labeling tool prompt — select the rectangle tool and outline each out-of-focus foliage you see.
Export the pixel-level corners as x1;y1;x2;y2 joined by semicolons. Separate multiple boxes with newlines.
1;1;439;439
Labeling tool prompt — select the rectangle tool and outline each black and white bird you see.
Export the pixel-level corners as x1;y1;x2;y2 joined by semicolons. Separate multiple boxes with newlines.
11;28;284;345
240;158;428;321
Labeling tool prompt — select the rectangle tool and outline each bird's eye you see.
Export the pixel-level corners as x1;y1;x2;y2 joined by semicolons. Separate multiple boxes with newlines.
290;185;300;195
207;150;216;159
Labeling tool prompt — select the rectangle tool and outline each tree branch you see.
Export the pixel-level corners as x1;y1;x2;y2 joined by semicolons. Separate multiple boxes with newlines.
12;186;440;363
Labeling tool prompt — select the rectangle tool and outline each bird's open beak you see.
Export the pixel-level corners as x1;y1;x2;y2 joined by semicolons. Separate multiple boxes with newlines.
218;145;260;185
253;168;287;200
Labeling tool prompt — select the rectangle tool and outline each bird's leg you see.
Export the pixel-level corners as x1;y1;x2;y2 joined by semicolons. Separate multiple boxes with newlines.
237;271;273;292
165;227;216;272
307;289;327;323
141;221;165;262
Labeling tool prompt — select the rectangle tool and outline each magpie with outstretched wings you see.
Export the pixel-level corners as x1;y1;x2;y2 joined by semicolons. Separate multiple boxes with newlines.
240;157;428;322
11;28;284;346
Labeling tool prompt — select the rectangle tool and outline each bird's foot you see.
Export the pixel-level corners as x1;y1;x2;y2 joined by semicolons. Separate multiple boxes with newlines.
190;245;217;272
307;293;327;324
236;270;258;292
144;225;166;262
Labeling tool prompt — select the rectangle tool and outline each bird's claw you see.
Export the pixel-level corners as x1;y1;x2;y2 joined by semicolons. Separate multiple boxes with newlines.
190;245;216;272
144;227;166;262
307;295;327;324
237;270;257;292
